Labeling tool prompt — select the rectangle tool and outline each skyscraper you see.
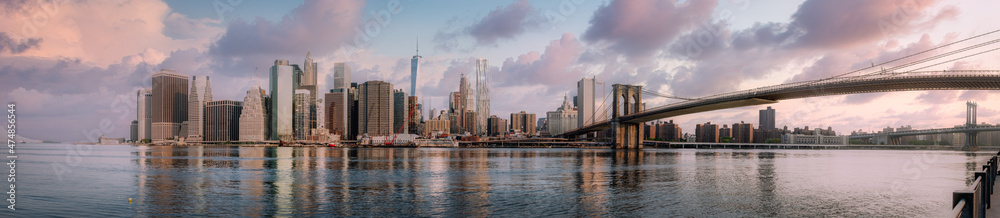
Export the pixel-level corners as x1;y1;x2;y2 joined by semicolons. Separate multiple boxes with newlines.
294;89;311;140
457;74;472;132
136;88;152;141
301;52;319;135
239;86;268;141
577;77;595;127
393;89;408;134
475;58;489;135
410;40;421;97
187;76;212;140
151;69;188;141
325;89;354;139
204;100;242;141
358;81;394;137
333;62;351;90
760;106;775;130
270;60;298;141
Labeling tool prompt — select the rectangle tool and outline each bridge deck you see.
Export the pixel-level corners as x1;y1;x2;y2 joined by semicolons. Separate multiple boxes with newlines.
560;72;1000;138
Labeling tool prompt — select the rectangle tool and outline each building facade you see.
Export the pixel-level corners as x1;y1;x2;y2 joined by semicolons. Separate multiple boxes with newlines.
205;100;242;141
393;90;408;134
696;122;719;143
187;76;212;140
656;120;682;141
546;94;577;136
475;58;490;135
510;111;537;136
333;62;351;90
782;134;848;145
732;121;754;143
358;81;394;137
294;89;311;140
325;89;355;139
151;69;188;141
759;106;775;130
577;77;595;127
411;43;421;97
239;86;268;141
270;60;298;141
136;88;152;141
487;115;508;137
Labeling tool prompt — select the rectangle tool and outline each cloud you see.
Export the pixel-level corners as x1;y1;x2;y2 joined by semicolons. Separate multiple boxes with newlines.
0;32;41;54
468;0;542;45
434;0;546;51
582;0;717;62
495;33;583;88
209;0;365;57
787;0;959;49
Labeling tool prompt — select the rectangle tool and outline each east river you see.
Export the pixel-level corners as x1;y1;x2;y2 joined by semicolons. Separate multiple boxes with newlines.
4;143;994;217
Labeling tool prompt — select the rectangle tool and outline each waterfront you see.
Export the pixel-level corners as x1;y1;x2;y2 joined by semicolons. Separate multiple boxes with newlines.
7;143;996;217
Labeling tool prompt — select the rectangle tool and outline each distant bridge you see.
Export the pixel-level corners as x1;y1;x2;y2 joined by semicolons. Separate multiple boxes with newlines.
557;30;1000;149
558;71;1000;147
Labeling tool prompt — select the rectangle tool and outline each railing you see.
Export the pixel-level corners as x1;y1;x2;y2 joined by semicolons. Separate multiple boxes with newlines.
951;152;999;218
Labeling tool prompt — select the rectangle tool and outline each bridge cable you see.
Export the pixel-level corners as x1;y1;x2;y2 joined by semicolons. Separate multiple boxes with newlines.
828;29;1000;79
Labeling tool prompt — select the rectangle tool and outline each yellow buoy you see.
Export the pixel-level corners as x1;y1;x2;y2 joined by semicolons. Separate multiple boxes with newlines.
129;198;132;204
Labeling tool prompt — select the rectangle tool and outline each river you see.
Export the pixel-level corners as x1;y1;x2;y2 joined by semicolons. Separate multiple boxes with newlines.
5;143;993;217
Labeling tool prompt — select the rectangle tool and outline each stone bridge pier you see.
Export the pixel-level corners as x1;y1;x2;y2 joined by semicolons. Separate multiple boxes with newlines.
612;84;643;149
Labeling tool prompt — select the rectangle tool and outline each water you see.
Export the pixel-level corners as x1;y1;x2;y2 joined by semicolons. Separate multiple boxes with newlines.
2;143;994;217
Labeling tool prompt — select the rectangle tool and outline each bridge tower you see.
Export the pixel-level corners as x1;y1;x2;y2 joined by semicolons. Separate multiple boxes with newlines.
611;84;643;149
965;101;979;149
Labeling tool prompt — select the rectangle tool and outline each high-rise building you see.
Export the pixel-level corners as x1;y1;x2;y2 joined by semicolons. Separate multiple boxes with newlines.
546;94;577;135
458;74;472;131
448;91;458;113
645;122;658;139
151;69;188;141
239;86;268;141
325;89;355;139
759;106;776;130
719;124;732;139
733;121;754;143
136;88;152;141
270;60;298;141
302;52;319;134
463;110;477;135
696;122;719;143
204;100;242;141
407;96;421;134
657;120;682;141
411;40;421;97
187;76;205;140
577;77;595;127
475;58;490;135
393;89;408;134
358;81;394;137
294;89;311;140
510;111;537;136
487;115;508;137
333;62;351;90
130;120;138;141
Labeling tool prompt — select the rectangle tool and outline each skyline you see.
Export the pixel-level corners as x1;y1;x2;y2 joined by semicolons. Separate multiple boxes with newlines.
3;0;1000;142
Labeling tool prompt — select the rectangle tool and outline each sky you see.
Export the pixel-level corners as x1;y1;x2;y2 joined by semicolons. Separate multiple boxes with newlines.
2;0;1000;142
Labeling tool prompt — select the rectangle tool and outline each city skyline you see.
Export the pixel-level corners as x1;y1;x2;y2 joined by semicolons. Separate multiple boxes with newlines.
3;0;1000;142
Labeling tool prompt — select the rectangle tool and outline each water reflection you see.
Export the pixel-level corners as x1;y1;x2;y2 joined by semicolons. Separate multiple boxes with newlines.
128;147;989;217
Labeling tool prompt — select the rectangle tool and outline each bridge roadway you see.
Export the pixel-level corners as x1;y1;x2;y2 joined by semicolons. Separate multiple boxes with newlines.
558;71;1000;138
849;125;1000;139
